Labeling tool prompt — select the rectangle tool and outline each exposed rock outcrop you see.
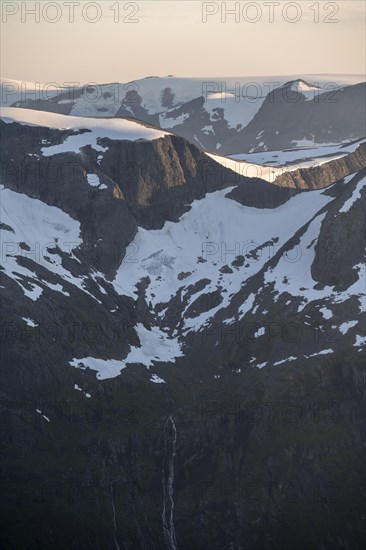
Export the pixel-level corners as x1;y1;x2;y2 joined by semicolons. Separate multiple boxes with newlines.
274;142;366;189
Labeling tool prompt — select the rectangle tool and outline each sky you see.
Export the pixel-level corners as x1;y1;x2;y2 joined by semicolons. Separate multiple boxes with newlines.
1;1;365;84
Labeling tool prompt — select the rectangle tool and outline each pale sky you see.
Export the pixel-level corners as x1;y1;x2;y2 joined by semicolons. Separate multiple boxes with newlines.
1;1;365;84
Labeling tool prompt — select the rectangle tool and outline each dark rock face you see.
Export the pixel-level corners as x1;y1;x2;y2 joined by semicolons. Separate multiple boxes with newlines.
154;95;239;151
115;90;160;127
0;120;138;278
95;133;256;229
274;142;366;189
312;169;366;289
185;289;223;319
1;115;365;550
221;82;366;155
226;177;298;208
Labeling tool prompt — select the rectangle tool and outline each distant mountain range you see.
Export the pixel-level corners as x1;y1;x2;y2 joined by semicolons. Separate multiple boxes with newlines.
2;75;365;154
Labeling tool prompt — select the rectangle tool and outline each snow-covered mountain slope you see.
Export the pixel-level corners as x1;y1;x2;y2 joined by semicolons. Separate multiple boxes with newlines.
116;74;365;114
1;106;169;145
221;81;366;154
2;162;365;379
112;169;365;359
0;185;82;301
6;75;359;112
1;106;365;379
4;75;365;154
2;107;288;275
229;138;365;166
113;185;332;322
208;139;366;183
73;75;364;118
59;171;364;379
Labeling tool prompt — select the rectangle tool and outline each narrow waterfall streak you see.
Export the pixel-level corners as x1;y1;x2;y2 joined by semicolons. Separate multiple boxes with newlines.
110;484;121;550
162;415;178;550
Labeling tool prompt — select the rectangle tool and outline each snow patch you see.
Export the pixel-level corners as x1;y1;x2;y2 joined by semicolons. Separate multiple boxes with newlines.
87;174;101;187
151;374;166;384
319;307;333;320
339;320;358;335
339;176;365;213
70;324;183;380
22;317;38;327
273;356;297;366
354;335;366;347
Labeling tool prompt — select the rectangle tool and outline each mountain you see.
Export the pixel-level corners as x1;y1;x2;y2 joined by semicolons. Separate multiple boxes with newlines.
221;81;366;154
1;104;365;549
4;75;365;154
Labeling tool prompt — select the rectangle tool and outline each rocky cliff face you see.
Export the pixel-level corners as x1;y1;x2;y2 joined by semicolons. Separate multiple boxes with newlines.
83;133;240;230
273;141;366;189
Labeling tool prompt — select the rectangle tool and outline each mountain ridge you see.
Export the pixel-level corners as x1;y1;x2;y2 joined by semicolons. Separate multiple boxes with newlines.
4;75;365;154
